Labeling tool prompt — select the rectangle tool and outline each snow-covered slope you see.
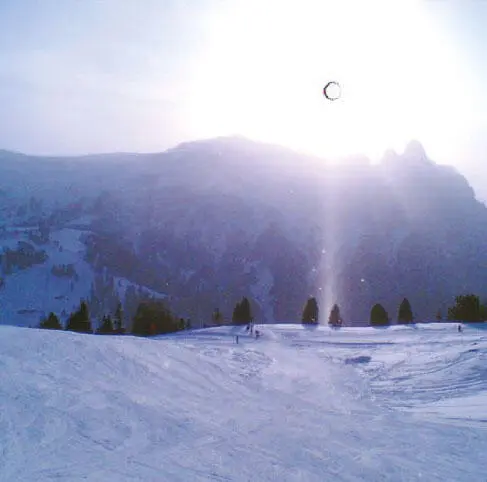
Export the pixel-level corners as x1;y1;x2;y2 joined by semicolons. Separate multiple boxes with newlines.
1;323;486;481
0;225;167;327
0;228;95;326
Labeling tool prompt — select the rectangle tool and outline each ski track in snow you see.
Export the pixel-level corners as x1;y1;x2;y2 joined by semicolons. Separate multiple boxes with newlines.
1;323;487;481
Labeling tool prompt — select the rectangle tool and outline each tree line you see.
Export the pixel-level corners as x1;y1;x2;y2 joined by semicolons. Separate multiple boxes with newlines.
300;296;406;326
38;298;189;336
368;294;487;325
37;292;487;336
38;295;260;336
301;293;487;326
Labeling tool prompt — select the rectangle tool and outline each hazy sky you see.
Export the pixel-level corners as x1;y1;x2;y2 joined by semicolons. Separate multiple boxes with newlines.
0;1;486;198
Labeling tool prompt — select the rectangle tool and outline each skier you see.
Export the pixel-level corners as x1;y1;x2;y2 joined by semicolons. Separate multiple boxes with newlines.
235;335;239;344
458;324;463;333
255;329;260;339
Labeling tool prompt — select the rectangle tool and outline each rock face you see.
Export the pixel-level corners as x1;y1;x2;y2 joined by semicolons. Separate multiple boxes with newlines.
0;136;486;326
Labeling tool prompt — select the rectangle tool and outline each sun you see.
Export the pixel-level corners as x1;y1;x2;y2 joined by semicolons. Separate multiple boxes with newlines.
187;0;476;162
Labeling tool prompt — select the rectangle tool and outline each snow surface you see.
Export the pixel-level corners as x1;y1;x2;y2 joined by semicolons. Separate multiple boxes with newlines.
1;323;487;481
113;276;167;302
0;227;166;327
0;228;95;327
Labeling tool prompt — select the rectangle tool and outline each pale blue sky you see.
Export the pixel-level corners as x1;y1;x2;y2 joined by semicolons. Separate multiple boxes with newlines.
0;1;486;198
422;0;487;200
0;0;214;153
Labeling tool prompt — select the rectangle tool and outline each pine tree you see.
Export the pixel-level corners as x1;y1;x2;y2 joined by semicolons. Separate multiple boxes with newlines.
328;304;342;327
436;309;442;322
39;312;62;330
370;303;389;326
232;297;252;324
240;297;252;323
114;301;124;333
302;297;319;324
447;294;483;322
97;315;114;334
398;298;413;324
66;300;92;333
132;300;184;336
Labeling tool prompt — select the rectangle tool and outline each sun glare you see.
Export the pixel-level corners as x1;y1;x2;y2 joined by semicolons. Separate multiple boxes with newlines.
188;0;476;162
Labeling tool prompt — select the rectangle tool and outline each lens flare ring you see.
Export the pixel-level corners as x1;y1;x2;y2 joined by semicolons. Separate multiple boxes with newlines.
323;81;341;101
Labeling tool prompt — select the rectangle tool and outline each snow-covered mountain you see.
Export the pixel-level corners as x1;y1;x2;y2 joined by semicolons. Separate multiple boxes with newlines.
0;136;486;326
1;323;486;481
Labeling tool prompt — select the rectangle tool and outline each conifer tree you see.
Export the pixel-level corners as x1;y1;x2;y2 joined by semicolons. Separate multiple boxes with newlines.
398;298;413;324
447;294;483;322
114;301;124;333
131;299;183;336
97;315;114;334
39;312;62;330
302;297;319;324
66;300;92;333
232;297;252;324
240;297;252;323
328;304;342;327
370;303;389;326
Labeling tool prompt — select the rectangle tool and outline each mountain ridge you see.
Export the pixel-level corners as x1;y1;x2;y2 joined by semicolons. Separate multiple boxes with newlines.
0;136;485;326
